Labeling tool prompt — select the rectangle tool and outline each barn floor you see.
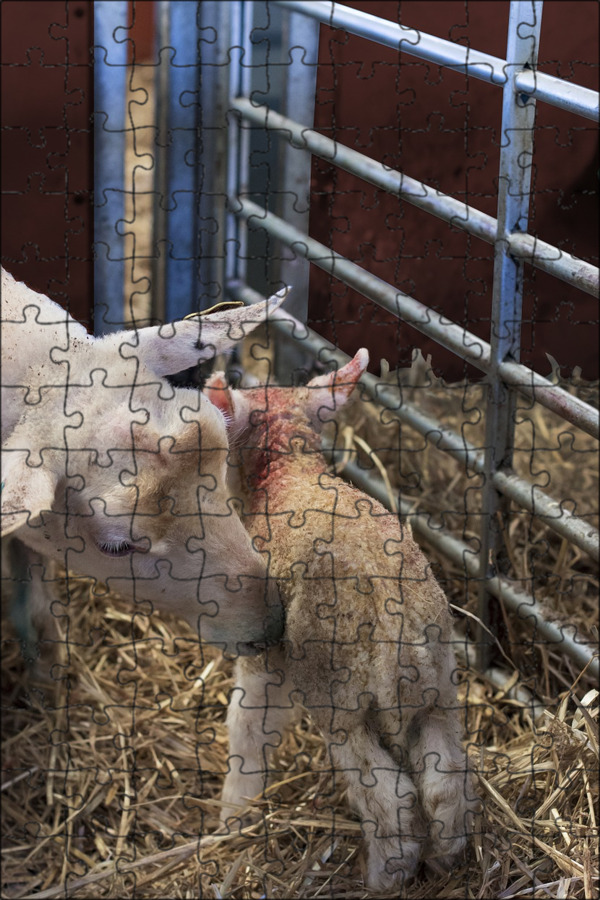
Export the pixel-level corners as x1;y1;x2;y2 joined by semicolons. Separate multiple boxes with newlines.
2;65;598;900
2;352;597;899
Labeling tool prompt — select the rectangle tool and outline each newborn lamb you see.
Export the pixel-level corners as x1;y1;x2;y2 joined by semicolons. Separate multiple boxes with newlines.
206;349;476;891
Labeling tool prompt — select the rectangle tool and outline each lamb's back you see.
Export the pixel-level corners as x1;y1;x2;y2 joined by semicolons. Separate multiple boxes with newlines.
249;469;453;706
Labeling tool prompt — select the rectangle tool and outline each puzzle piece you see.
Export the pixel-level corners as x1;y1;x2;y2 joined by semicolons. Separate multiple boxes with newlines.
2;2;598;898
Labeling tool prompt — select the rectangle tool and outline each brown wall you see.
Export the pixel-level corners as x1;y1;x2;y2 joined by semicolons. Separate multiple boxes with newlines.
127;1;155;63
2;0;596;379
1;0;94;327
309;1;599;381
0;1;156;327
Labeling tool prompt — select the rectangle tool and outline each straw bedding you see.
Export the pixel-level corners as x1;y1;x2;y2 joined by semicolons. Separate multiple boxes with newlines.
2;69;597;900
2;364;597;899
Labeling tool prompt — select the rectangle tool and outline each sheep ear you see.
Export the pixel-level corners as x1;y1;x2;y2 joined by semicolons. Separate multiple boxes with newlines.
204;375;253;437
204;372;235;422
107;288;290;377
1;451;57;537
306;349;369;423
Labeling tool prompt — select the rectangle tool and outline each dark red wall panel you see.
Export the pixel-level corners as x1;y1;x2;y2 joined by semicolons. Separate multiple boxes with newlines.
1;0;94;327
309;1;598;381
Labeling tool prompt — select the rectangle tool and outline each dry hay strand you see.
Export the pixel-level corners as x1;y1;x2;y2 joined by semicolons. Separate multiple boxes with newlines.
2;350;598;899
328;350;598;701
2;564;598;897
5;37;596;900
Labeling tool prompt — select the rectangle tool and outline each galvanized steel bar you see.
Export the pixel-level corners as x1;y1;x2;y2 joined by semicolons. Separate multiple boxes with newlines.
234;199;491;361
333;454;599;679
232;98;599;297
160;1;200;320
274;0;599;122
274;8;320;379
332;453;599;680
151;2;170;323
477;0;543;671
515;67;599;122
506;233;598;297
274;0;512;85
225;2;252;290
276;13;319;324
496;360;599;438
365;376;599;563
492;470;599;562
228;281;599;562
195;1;236;309
93;0;128;334
233;199;599;439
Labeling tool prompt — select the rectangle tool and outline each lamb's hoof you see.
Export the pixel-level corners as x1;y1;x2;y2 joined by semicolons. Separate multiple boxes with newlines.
423;840;467;876
366;864;414;894
365;846;419;894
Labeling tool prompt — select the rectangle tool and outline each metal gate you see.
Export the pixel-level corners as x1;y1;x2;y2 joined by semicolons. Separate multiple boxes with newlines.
94;1;599;680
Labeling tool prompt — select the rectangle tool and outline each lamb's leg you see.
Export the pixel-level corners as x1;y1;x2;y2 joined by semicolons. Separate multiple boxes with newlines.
315;712;422;893
221;653;297;826
3;539;61;678
409;707;477;869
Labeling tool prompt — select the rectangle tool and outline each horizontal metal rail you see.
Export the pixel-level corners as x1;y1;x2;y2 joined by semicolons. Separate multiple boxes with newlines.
516;68;598;123
365;378;600;564
339;452;599;680
233;98;599;298
232;199;599;439
228;280;599;563
274;0;599;122
229;283;598;675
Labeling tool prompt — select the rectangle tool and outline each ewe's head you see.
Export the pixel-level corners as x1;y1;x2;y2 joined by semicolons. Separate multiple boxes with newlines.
1;291;290;655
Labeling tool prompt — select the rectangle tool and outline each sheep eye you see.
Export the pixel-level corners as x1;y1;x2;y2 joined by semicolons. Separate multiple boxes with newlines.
97;540;134;558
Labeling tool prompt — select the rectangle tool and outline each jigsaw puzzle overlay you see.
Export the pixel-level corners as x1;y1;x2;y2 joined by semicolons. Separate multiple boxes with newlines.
1;2;598;898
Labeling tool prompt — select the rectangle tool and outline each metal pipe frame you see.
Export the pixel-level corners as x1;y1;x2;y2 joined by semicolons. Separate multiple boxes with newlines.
224;2;252;291
476;1;543;670
229;278;600;677
140;1;598;678
232;98;599;298
228;281;599;563
151;1;201;321
151;1;170;323
335;450;599;680
273;0;599;121
227;2;598;678
275;11;319;324
273;8;320;379
232;197;599;440
93;0;128;334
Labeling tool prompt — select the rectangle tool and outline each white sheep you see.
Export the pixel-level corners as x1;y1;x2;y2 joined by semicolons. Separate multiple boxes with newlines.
206;349;476;891
1;267;287;658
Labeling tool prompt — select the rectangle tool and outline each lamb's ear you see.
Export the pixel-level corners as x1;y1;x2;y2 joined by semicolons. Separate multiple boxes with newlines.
107;288;290;377
1;451;57;537
306;348;369;424
204;373;253;437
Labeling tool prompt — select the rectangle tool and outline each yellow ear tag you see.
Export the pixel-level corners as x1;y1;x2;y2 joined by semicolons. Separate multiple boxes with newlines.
183;301;245;320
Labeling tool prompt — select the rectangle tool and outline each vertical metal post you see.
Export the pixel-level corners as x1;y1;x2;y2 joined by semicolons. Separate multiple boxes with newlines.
93;0;128;334
194;1;237;310
477;1;542;671
151;1;170;323
225;2;253;292
274;8;320;381
152;0;200;322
